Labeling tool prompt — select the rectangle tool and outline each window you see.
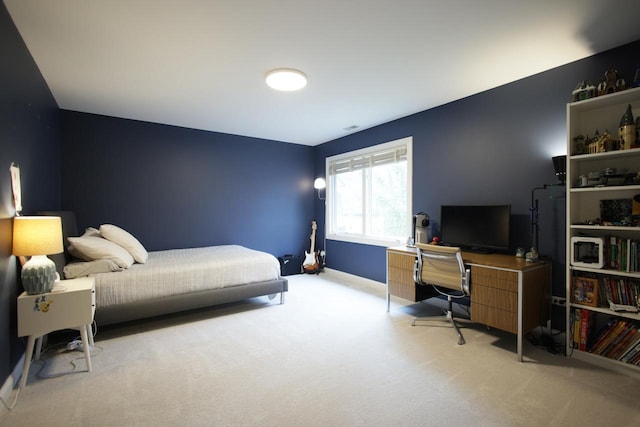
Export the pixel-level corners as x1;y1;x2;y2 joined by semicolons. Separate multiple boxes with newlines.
326;137;412;246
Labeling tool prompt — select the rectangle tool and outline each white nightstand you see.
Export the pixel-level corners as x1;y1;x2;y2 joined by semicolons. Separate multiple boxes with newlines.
17;276;96;389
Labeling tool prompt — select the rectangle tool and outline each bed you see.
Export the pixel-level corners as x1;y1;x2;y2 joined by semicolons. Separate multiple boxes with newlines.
43;211;288;325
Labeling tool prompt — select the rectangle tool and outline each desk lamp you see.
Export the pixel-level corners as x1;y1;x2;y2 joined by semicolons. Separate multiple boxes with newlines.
12;216;63;295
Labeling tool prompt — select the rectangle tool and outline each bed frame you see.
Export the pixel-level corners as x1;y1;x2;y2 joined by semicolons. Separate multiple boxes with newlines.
41;211;288;325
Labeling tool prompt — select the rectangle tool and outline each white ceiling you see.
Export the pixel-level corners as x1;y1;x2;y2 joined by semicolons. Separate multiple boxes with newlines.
6;0;640;146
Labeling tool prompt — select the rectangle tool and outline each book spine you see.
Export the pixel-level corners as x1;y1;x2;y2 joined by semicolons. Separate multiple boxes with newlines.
579;309;590;351
590;318;619;355
592;320;625;355
610;236;618;270
621;338;640;363
573;309;581;349
604;322;635;359
610;328;640;360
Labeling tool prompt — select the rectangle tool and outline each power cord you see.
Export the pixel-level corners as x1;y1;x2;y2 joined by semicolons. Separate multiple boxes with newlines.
1;322;101;412
36;343;103;380
526;325;564;354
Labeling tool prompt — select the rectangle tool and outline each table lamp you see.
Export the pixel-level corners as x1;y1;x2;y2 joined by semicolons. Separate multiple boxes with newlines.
12;216;64;295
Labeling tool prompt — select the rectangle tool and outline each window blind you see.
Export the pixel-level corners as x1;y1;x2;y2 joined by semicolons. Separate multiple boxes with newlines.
328;145;407;176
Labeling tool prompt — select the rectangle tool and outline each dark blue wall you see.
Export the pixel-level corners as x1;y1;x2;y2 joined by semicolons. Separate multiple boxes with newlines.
60;111;314;257
314;40;640;293
0;3;60;388
3;0;640;389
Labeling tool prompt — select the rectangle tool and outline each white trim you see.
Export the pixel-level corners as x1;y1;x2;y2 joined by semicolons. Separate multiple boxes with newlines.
328;233;406;247
0;354;24;413
325;136;413;246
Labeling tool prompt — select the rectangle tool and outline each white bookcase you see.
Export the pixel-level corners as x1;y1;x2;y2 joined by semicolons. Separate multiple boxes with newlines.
565;86;640;378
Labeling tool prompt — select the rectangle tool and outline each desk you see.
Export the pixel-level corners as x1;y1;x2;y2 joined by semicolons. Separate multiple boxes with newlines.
17;277;96;388
386;246;550;361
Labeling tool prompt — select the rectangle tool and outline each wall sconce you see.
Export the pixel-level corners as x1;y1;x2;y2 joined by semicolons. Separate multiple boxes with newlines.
12;216;64;294
314;178;326;200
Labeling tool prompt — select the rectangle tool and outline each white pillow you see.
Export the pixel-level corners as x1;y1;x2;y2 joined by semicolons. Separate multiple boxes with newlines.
67;236;134;268
66;227;102;261
100;224;148;264
63;258;123;279
83;226;101;237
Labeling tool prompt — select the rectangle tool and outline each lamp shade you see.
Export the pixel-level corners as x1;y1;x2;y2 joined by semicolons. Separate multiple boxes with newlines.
13;216;63;256
552;155;567;184
13;216;63;295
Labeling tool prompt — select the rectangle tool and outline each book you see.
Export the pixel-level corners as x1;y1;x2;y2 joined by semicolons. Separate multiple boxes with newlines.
591;319;626;355
573;309;581;349
621;338;640;363
590;318;620;355
609;236;618;269
579;309;594;351
610;327;640;360
604;322;636;359
572;276;599;306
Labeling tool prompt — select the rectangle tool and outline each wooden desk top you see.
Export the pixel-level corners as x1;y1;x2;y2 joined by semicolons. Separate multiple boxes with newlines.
387;245;546;272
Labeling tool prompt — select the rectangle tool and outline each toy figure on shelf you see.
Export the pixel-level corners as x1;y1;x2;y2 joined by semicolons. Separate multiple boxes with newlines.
572;81;595;101
573;134;587;154
619;104;635;150
598;67;622;96
588;130;616;153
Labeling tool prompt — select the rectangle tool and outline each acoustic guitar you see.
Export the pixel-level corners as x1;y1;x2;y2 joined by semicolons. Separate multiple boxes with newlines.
303;221;320;274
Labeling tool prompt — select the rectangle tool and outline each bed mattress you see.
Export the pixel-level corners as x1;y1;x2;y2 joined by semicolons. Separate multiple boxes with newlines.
92;245;281;308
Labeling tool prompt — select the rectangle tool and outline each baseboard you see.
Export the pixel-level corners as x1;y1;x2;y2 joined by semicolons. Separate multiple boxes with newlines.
0;354;24;413
322;268;385;287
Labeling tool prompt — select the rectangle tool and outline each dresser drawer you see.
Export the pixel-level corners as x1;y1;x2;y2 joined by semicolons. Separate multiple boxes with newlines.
471;303;517;334
387;250;436;302
471;266;517;291
471;283;517;312
388;251;415;270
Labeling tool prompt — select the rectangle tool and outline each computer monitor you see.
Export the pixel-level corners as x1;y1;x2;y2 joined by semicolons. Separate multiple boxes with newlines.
440;205;511;253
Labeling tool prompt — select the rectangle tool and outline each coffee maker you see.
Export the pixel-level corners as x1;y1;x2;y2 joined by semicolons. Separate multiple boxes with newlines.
412;212;430;245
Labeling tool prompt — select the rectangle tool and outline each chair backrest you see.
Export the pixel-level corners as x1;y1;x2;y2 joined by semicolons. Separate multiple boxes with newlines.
413;243;470;295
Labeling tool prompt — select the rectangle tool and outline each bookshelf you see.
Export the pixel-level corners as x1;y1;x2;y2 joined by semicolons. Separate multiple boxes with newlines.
566;86;640;379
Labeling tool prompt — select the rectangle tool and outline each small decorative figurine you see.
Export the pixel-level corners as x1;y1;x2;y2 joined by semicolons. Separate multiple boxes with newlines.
573;134;586;154
632;67;640;88
619;104;635;150
598;67;621;96
588;130;615;153
572;81;596;101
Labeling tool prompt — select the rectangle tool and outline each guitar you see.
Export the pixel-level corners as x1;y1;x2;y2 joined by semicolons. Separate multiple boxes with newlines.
303;221;320;273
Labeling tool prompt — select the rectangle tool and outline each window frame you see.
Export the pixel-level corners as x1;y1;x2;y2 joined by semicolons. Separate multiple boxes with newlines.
325;136;413;247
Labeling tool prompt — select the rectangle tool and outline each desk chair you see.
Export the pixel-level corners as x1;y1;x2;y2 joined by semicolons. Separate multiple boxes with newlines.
412;243;471;345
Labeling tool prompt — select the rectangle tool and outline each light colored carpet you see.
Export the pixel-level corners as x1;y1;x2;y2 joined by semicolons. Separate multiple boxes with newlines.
2;269;639;426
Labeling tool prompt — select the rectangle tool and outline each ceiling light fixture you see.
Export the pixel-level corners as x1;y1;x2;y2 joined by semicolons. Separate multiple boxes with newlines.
265;68;307;91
